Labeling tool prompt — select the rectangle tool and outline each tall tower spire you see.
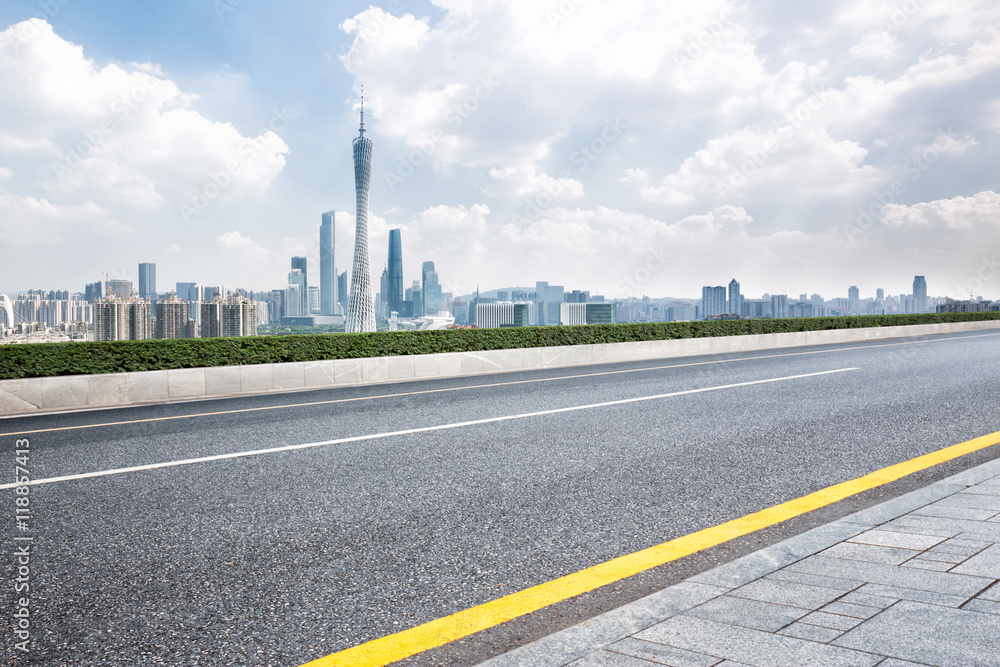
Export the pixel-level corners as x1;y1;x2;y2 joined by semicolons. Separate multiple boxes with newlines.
346;87;376;333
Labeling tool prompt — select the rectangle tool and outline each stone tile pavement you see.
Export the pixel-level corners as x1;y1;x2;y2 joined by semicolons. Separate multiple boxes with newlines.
480;459;1000;667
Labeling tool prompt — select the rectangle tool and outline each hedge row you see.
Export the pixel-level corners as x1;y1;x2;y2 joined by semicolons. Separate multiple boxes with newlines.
0;312;997;380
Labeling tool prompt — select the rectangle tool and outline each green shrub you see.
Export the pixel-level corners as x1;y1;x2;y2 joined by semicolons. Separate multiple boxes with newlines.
0;312;997;379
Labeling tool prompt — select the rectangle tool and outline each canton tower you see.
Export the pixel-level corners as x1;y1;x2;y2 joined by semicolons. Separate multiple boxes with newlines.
346;90;376;333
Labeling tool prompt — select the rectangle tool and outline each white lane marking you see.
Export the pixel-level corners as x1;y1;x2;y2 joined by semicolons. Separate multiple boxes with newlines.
1;368;860;490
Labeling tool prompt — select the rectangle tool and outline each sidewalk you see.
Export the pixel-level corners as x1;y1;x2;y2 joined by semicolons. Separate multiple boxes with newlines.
480;458;1000;667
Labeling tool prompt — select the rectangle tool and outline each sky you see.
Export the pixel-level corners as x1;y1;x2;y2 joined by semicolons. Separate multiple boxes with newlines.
1;0;999;302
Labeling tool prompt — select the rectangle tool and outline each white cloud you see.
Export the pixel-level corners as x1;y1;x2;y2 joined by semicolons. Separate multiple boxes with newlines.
0;20;289;210
881;190;1000;231
485;166;584;199
216;231;271;262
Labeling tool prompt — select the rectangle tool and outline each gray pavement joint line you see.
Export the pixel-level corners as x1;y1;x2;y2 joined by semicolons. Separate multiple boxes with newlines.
0;367;859;490
1;331;995;434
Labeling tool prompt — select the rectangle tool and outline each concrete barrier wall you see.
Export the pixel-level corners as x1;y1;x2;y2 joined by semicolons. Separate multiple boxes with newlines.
1;320;997;417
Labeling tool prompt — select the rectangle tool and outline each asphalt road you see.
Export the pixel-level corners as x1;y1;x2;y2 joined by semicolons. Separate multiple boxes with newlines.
2;331;1000;666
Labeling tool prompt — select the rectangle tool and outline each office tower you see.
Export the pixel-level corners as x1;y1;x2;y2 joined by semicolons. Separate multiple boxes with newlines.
291;257;308;316
476;302;530;328
387;229;404;316
876;288;885;301
848;286;860;300
728;278;742;315
560;302;616;325
176;282;197;301
308;286;320;314
701;286;727;319
320;211;337;315
155;292;195;339
770;294;788;319
107;279;133;299
286;269;305;317
346;100;376;333
422;261;444;316
338;271;348;314
913;276;928;313
138;263;156;299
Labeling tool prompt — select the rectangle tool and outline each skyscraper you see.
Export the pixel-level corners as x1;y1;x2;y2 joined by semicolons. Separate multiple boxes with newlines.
422;261;444;316
346;98;376;333
138;263;156;300
913;275;928;313
320;211;337;315
291;257;308;316
387;229;404;316
338;271;348;314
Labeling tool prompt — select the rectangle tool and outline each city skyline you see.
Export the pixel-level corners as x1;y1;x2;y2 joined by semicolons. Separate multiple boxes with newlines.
1;2;999;301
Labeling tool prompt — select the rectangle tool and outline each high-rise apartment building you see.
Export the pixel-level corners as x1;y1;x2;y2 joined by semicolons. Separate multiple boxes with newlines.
702;286;727;319
387;229;404;316
728;279;742;315
771;294;788;319
320;211;337;315
201;292;257;338
154;292;195;339
346;100;376;333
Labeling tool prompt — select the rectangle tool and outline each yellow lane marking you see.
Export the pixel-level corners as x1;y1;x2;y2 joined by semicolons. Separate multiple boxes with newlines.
2;332;994;437
302;428;1000;667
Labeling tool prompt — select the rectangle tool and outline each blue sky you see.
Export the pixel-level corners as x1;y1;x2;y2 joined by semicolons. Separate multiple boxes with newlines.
1;0;999;301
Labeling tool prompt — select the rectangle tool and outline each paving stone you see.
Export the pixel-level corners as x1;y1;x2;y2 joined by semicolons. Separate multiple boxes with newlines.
979;582;1000;602
728;578;846;610
822;542;921;566
801;611;865;631
855;583;967;608
915;551;966;564
605;638;722;667
951;545;1000;578
875;520;960;539
838;592;897;609
569;650;663;667
961;484;1000;497
886;515;1000;542
910;505;999;521
900;559;953;572
963;599;1000;616
834;600;1000;665
787;555;991;597
636;616;881;667
847;529;946;551
875;660;935;667
820;601;883;619
930;537;994;556
685;595;807;632
778;621;845;643
765;569;862;592
939;493;1000;511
